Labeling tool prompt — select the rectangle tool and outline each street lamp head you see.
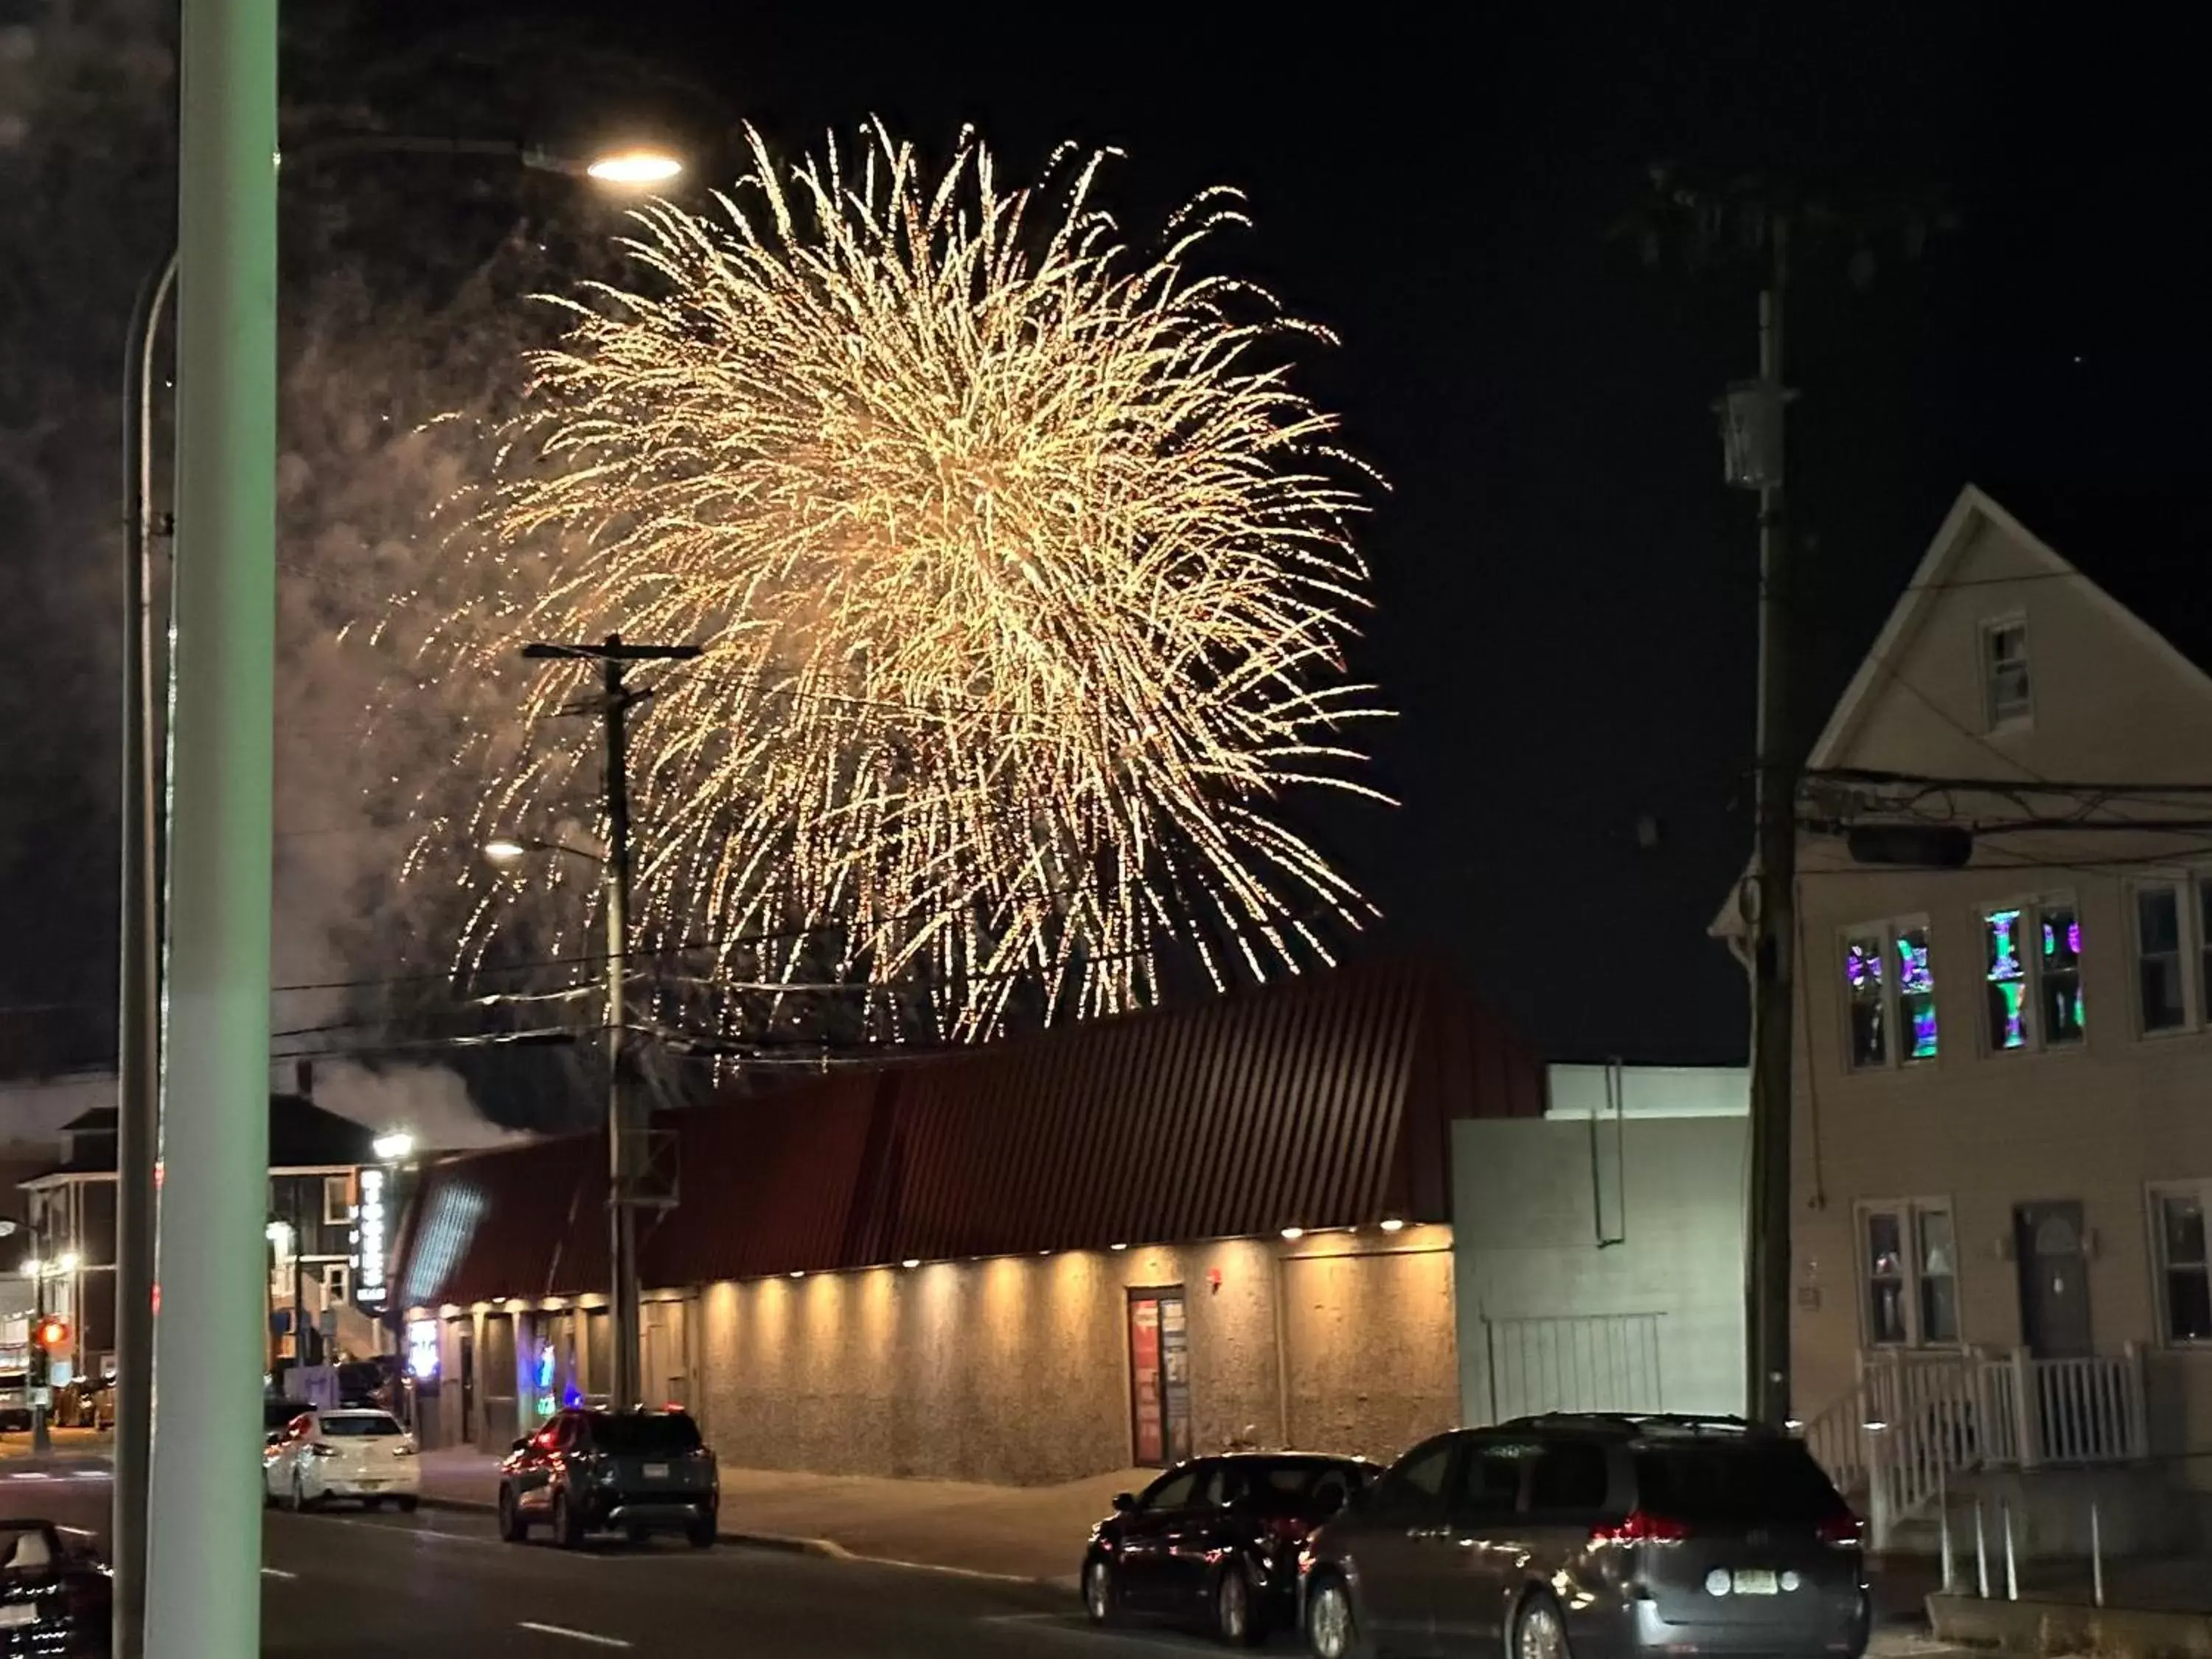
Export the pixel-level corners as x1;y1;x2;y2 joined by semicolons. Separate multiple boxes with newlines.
372;1130;415;1163
585;147;684;187
484;838;528;864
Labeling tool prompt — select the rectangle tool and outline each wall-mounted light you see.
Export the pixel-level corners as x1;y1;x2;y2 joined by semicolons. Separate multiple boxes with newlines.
789;1270;805;1279
900;1259;920;1270
1279;1226;1305;1242
1379;1217;1406;1234
1109;1242;1128;1252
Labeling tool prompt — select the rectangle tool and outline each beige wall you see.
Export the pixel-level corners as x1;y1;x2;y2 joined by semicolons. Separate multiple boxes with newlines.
680;1231;1456;1485
1788;504;2212;1452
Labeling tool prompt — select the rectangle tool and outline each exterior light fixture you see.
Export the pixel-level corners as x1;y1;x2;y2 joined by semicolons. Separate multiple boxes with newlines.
20;1258;41;1279
483;838;527;863
56;1251;80;1275
372;1130;415;1162
1279;1226;1304;1242
789;1270;805;1279
585;147;684;186
1379;1217;1406;1234
900;1259;920;1270
1109;1242;1128;1252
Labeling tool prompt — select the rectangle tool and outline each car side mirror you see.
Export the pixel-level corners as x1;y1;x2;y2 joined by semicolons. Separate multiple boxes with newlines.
1112;1492;1135;1513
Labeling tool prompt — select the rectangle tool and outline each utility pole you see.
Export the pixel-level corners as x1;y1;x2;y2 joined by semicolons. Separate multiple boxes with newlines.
521;634;700;1411
1721;216;1795;1427
29;1209;48;1458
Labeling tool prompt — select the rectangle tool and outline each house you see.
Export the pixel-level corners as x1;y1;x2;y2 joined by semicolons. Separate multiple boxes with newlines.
18;1075;402;1385
392;958;1551;1480
1734;484;2212;1548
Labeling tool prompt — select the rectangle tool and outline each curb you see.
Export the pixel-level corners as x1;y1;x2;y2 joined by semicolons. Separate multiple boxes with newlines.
414;1491;1060;1582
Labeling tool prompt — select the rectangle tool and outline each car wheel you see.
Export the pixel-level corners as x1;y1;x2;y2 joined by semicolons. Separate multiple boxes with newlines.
1305;1573;1368;1659
552;1489;583;1551
396;1495;419;1514
365;1497;385;1512
1514;1592;1571;1659
1083;1555;1119;1627
685;1519;715;1550
497;1486;526;1543
1215;1562;1264;1646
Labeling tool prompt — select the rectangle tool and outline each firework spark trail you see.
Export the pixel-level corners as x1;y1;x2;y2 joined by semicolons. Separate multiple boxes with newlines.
411;121;1389;1042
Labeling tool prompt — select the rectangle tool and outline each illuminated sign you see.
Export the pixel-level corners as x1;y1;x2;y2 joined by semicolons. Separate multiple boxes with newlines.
406;1318;439;1380
355;1167;389;1305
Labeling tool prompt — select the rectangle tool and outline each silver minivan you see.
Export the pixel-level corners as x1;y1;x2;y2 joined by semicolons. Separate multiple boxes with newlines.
1299;1413;1868;1659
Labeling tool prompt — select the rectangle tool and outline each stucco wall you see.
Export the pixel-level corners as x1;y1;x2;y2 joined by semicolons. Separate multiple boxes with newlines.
1452;1116;1746;1424
681;1233;1453;1484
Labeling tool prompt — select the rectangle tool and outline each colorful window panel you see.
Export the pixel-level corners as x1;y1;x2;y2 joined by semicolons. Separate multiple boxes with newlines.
1896;925;1938;1060
2040;904;2084;1046
1986;908;2030;1050
1845;935;1887;1068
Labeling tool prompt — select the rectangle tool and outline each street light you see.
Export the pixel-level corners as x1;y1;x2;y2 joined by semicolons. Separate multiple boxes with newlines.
120;127;688;1659
370;1130;415;1164
582;147;684;186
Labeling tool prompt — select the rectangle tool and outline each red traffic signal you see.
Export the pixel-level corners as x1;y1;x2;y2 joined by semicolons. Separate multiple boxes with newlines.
34;1317;68;1352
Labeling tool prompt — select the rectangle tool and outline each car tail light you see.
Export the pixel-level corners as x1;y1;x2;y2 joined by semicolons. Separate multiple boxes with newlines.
1590;1509;1689;1546
307;1443;338;1459
1817;1513;1863;1548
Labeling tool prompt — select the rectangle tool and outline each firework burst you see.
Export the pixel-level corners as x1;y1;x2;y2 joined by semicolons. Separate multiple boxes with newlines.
416;121;1388;1042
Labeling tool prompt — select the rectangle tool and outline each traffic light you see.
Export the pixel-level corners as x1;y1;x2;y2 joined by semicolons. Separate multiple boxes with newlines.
34;1316;67;1352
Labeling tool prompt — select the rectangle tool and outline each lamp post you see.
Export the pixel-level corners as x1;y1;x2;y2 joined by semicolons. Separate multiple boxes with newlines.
114;133;680;1659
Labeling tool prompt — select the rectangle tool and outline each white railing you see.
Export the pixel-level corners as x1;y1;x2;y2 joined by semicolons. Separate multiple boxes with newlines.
1800;1346;2147;1551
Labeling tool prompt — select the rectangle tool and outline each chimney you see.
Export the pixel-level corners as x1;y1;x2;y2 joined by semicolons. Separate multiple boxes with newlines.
294;1059;313;1099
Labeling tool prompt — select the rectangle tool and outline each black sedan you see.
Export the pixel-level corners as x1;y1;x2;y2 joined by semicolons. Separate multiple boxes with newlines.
0;1520;111;1656
1082;1453;1374;1645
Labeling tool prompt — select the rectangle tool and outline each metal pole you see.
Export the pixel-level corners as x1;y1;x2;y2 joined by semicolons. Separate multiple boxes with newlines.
1975;1500;1989;1599
145;0;276;1650
2002;1501;2019;1601
115;243;175;1659
603;636;639;1412
29;1212;48;1457
1938;1458;1955;1593
2090;1499;2104;1608
1744;215;1795;1426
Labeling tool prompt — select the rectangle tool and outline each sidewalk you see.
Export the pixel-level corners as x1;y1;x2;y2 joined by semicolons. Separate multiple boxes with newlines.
415;1446;1132;1585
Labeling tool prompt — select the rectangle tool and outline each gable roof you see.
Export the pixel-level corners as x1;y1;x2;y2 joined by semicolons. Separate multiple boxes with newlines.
32;1093;378;1178
1805;483;2212;775
392;956;1544;1307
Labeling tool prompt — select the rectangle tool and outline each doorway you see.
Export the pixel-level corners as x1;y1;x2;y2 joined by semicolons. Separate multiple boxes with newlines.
457;1329;477;1443
1127;1288;1192;1467
2014;1202;2093;1358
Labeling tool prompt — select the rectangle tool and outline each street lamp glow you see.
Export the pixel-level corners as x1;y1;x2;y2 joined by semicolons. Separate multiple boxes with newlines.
20;1257;41;1279
586;147;683;187
55;1251;79;1276
483;838;528;864
372;1130;415;1163
265;1221;292;1253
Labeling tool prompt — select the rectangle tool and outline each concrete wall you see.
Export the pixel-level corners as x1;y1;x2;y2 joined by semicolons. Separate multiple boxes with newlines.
421;1228;1460;1483
1453;1116;1745;1425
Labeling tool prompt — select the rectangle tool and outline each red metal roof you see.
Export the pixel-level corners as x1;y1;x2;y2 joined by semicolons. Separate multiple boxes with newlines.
395;957;1542;1307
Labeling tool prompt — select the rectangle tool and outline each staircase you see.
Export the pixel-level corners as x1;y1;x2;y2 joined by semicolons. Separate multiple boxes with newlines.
1798;1347;2149;1551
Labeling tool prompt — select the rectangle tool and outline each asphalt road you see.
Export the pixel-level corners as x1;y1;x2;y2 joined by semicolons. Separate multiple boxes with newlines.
1;1468;1265;1658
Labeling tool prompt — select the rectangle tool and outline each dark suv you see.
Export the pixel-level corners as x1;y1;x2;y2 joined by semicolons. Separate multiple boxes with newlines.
1298;1414;1867;1659
497;1408;718;1549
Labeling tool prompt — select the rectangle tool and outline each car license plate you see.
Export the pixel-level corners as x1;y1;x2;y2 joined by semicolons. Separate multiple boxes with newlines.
0;1604;36;1628
643;1463;669;1481
1733;1570;1779;1596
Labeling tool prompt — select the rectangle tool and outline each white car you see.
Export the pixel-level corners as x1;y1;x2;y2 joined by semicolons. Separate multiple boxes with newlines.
264;1408;421;1512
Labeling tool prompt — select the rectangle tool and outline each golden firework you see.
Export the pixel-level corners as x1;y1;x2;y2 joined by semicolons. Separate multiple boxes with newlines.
421;122;1386;1042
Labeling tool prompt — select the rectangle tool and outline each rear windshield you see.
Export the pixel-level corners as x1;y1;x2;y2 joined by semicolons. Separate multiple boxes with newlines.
1633;1444;1847;1523
586;1412;703;1454
1220;1459;1368;1514
321;1413;405;1438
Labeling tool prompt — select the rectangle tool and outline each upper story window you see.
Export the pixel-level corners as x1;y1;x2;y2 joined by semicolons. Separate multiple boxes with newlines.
1984;899;2083;1052
2132;877;2212;1037
323;1176;353;1228
1842;918;1938;1070
1983;618;2032;728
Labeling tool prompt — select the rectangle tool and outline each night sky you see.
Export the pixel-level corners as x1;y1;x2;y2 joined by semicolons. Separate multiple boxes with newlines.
4;1;2207;1095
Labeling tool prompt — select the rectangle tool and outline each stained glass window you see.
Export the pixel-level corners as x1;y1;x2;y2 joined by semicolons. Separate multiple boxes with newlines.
1897;926;1938;1060
1986;908;2030;1051
1845;935;1887;1068
2041;903;2084;1045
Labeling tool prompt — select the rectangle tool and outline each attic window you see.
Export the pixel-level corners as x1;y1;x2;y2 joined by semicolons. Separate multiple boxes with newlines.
1984;619;2031;728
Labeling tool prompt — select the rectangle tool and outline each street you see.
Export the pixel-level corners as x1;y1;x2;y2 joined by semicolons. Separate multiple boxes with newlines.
1;1467;1248;1658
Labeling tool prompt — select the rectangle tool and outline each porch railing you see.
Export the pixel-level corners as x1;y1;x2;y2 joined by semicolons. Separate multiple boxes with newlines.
1798;1346;2147;1550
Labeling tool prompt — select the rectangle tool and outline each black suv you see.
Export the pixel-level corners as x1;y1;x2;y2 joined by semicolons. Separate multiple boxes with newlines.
497;1407;718;1549
1298;1413;1868;1659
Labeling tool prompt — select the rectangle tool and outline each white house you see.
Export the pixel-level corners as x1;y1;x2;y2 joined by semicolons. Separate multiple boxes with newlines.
1738;484;2212;1547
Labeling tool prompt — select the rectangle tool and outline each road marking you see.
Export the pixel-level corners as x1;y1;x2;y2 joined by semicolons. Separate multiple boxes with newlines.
978;1613;1220;1652
518;1621;632;1649
260;1567;299;1580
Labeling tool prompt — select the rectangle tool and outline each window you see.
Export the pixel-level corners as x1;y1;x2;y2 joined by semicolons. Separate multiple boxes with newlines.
1861;1201;1958;1346
323;1176;352;1227
1139;1467;1200;1512
1370;1436;1453;1520
1452;1442;1525;1519
1527;1443;1610;1514
2153;1187;2212;1343
1984;900;2084;1052
1984;619;2031;727
322;1265;350;1305
2127;877;2212;1038
1841;919;1938;1069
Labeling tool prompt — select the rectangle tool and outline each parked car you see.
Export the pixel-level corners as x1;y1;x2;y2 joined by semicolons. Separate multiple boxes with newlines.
497;1408;717;1550
1082;1454;1374;1644
264;1408;421;1512
1298;1413;1868;1659
0;1520;111;1655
